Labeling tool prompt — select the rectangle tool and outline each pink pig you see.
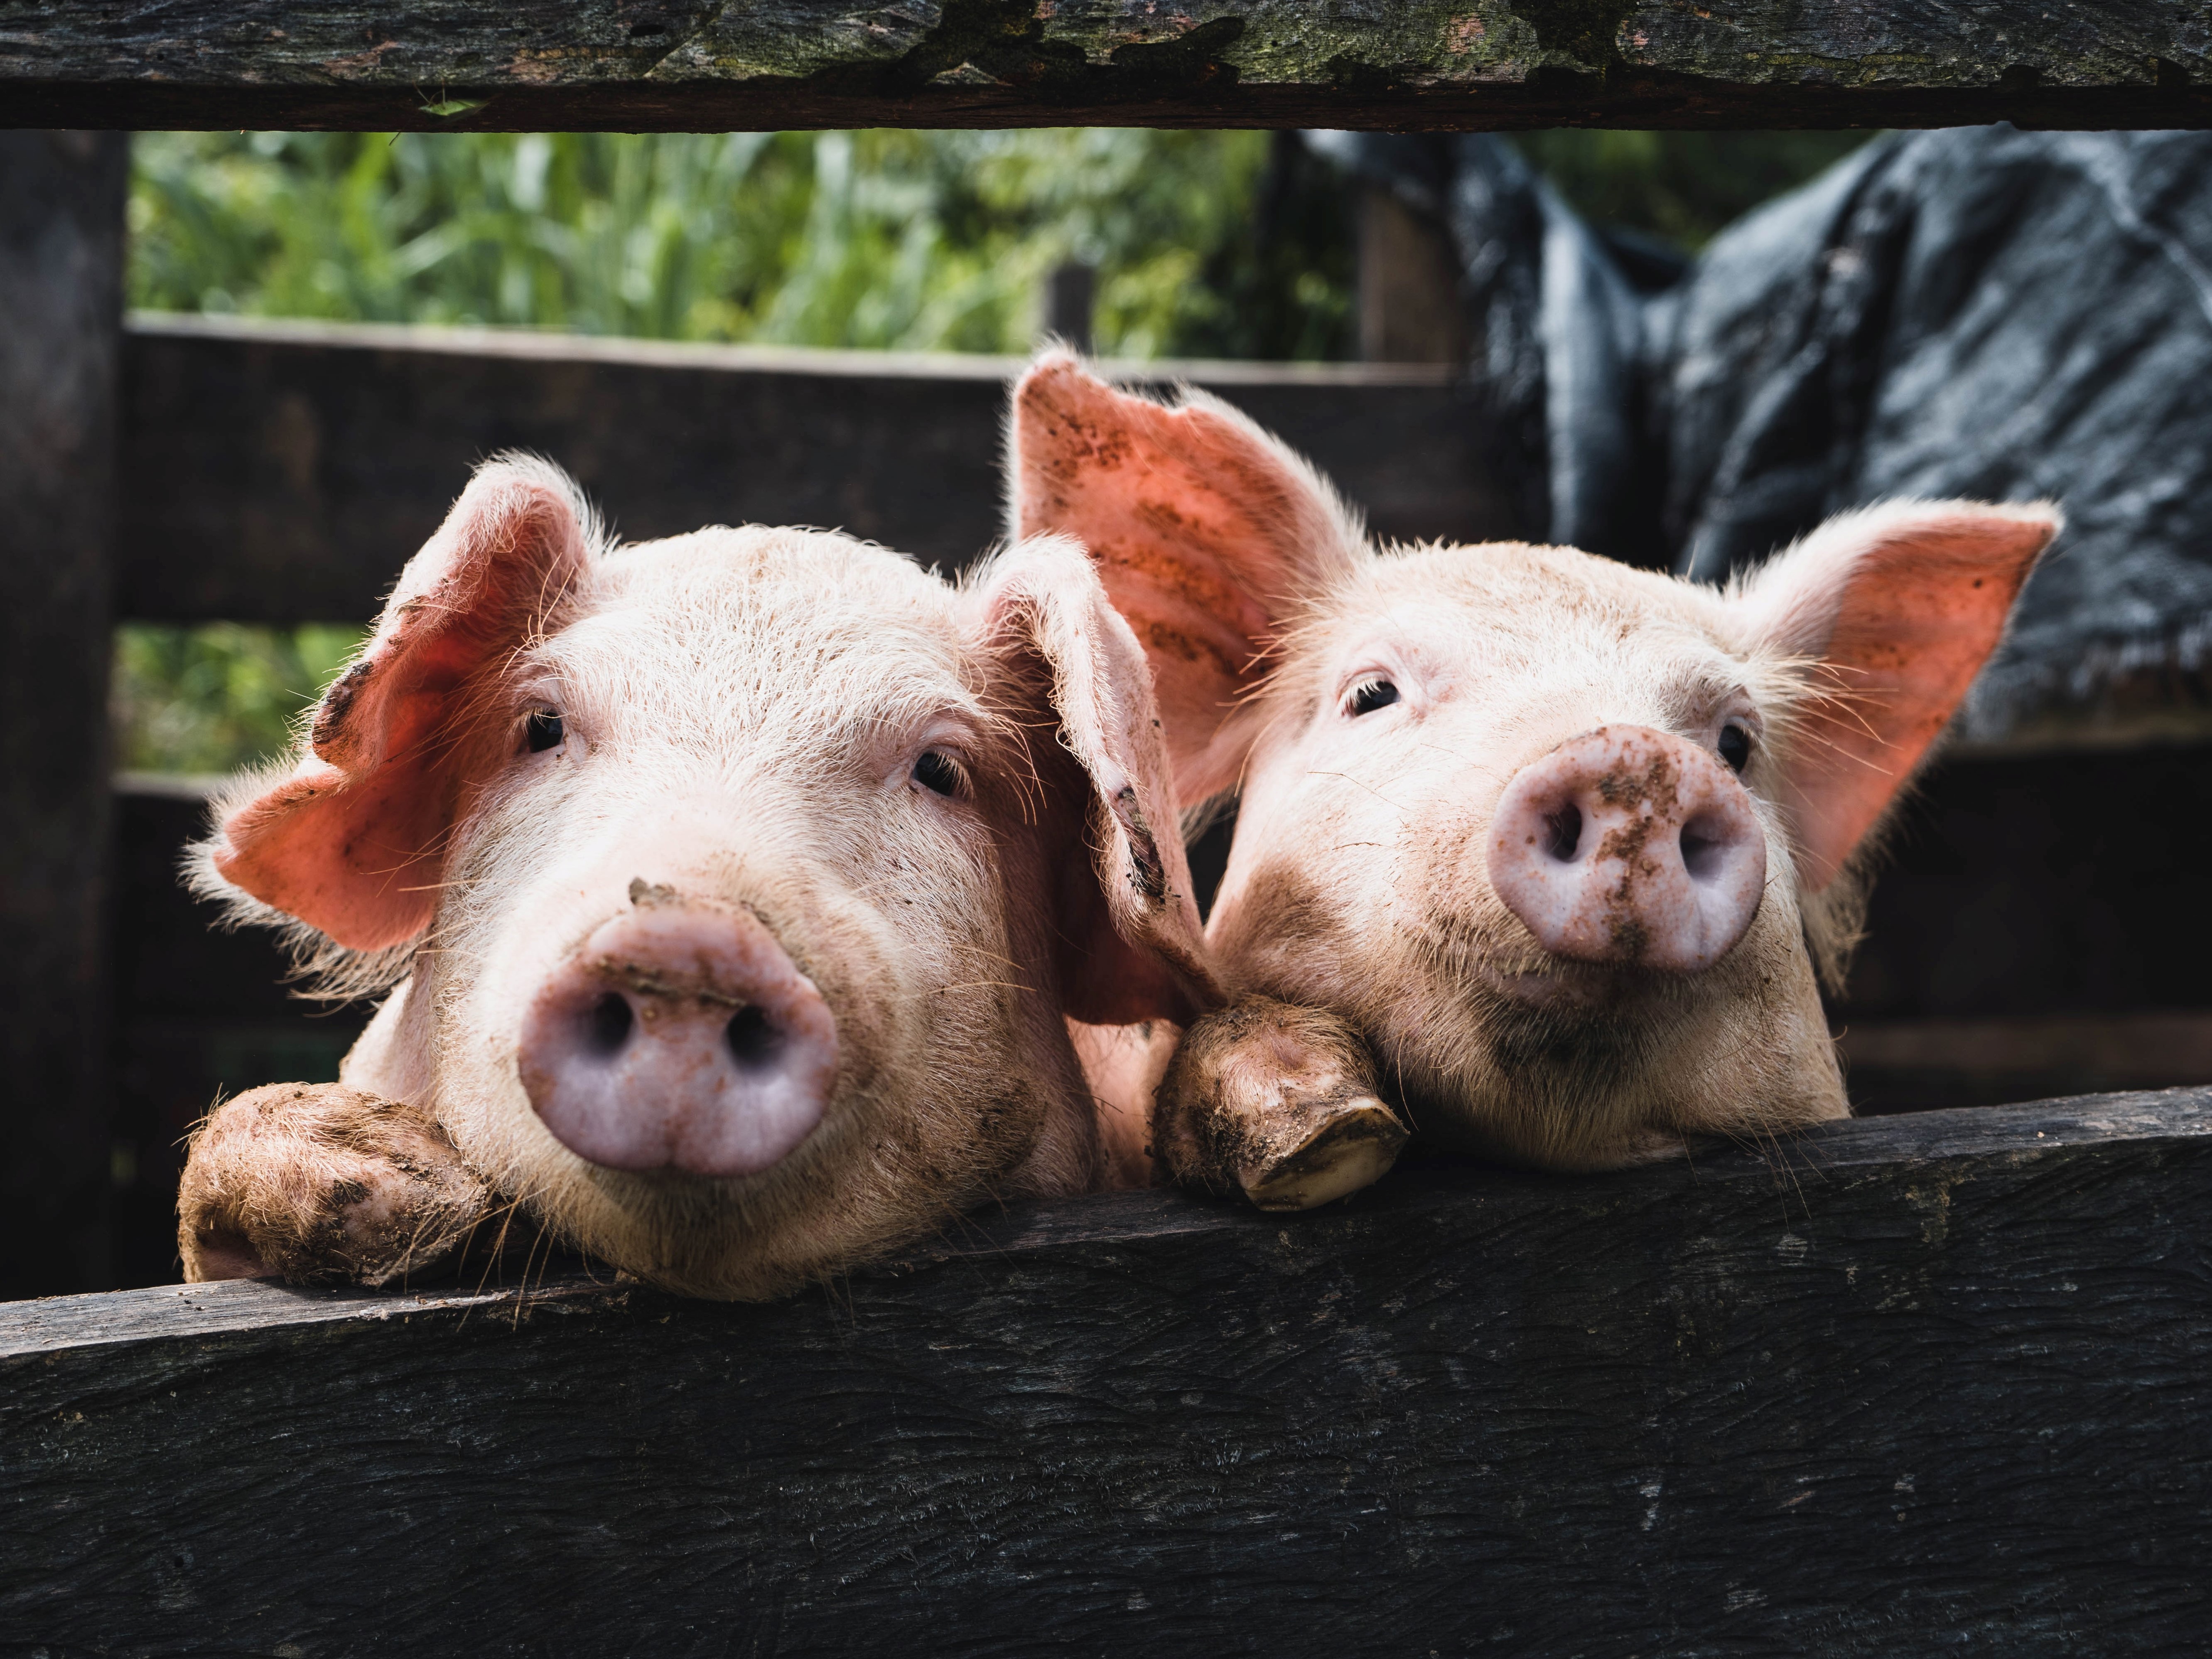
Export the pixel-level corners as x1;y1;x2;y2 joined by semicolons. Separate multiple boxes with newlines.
177;455;1220;1298
1011;357;2059;1205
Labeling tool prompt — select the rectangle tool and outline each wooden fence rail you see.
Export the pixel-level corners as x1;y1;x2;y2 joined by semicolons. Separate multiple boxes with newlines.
5;1;2212;132
6;1091;2210;1655
117;314;1513;622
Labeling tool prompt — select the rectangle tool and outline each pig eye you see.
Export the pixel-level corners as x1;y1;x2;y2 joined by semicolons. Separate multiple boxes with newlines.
1718;723;1751;772
1346;678;1399;717
525;710;565;754
913;749;965;798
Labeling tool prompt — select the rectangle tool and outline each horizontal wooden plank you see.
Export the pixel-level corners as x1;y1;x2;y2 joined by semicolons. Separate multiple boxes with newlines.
5;1090;2209;1654
117;314;1522;623
1840;738;2212;1035
1844;1011;2212;1083
1843;1014;2212;1115
5;2;2212;130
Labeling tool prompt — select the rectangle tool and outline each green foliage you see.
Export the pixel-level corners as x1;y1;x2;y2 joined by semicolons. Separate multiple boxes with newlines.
128;128;1348;359
1513;131;1870;251
112;623;363;778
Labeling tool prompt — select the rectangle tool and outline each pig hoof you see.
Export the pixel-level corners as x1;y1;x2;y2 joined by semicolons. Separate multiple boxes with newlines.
1238;1098;1408;1212
178;1082;495;1288
1153;994;1406;1209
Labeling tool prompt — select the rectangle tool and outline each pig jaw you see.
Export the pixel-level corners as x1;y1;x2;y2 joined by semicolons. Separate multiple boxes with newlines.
1212;835;1845;1172
417;836;1081;1301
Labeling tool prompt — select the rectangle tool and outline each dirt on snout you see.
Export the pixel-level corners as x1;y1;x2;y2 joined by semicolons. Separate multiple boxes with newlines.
1591;745;1684;964
589;954;749;1012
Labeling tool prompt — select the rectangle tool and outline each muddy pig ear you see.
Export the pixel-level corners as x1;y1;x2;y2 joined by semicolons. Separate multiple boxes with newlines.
204;456;597;949
1733;499;2061;890
964;535;1229;1026
1008;351;1363;805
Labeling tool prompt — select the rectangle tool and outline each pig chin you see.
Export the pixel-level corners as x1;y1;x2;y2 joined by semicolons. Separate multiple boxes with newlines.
1383;900;1841;1168
430;870;1042;1300
1466;941;1684;1017
1403;879;1693;1020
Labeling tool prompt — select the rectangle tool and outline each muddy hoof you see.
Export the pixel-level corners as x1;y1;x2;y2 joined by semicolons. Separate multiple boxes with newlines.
179;1081;495;1287
1153;995;1408;1210
1239;1099;1408;1212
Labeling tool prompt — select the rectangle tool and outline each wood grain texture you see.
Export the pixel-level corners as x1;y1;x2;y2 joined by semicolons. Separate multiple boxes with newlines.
2;0;2210;130
116;314;1524;622
5;1091;2209;1654
0;132;128;1298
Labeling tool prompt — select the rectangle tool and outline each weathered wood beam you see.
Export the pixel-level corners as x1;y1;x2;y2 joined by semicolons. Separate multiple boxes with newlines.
1357;185;1469;365
4;1;2211;131
117;314;1523;623
6;1091;2210;1653
0;133;128;1298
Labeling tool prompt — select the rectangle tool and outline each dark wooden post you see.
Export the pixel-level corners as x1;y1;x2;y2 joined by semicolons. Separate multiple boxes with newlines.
1043;260;1097;355
0;133;128;1297
1357;186;1467;366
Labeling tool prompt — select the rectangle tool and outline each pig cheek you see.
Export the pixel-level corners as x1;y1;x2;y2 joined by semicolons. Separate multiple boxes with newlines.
1362;796;1527;1035
1208;779;1383;991
1652;848;1845;1137
415;840;601;1188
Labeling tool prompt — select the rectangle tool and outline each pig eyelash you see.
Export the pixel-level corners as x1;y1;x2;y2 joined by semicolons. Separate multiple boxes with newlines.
911;748;969;799
1342;676;1401;718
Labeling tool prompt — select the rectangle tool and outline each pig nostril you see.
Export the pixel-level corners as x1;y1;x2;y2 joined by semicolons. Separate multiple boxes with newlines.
587;992;633;1056
1680;814;1729;880
726;1004;782;1070
1543;804;1583;863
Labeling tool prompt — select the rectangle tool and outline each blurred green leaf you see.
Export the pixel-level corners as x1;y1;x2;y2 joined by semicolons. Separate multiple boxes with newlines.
127;129;1345;357
112;623;366;777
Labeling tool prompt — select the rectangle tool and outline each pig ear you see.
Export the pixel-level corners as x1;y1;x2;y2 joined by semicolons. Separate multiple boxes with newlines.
965;535;1228;1026
1009;351;1363;805
1734;499;2061;890
206;456;597;950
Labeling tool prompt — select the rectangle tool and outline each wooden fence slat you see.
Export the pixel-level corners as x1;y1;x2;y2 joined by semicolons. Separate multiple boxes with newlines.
3;1;2211;130
0;132;128;1298
4;1091;2208;1654
116;315;1523;623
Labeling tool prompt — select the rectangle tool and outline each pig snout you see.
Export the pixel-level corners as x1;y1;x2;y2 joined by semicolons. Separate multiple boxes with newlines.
1486;725;1766;973
519;901;837;1177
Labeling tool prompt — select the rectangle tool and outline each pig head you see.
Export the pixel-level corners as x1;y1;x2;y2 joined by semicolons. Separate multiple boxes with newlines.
1013;357;2057;1175
192;454;1218;1296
